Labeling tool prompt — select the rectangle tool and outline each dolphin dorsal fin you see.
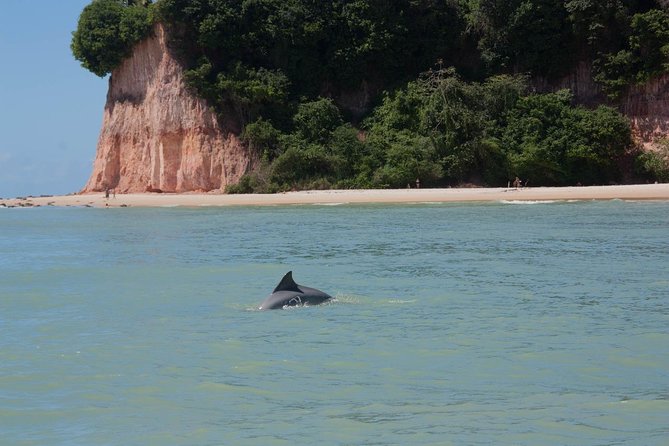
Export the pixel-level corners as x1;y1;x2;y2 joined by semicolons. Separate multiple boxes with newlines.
273;271;300;293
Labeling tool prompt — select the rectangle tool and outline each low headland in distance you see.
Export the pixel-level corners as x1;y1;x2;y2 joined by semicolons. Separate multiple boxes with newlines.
2;184;669;209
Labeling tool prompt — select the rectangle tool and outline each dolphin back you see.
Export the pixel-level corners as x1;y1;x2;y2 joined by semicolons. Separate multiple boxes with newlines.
259;271;333;310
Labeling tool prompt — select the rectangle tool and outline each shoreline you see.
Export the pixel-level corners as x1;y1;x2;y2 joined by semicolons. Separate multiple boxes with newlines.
2;184;669;208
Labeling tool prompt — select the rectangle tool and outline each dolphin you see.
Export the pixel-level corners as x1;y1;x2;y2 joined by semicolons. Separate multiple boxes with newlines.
258;271;333;310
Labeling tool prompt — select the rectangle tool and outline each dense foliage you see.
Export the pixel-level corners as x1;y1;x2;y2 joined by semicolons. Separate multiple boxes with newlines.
231;71;633;192
72;0;669;189
635;139;669;182
72;0;155;77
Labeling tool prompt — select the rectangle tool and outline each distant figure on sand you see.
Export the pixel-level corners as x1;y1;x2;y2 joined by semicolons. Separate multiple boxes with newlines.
513;177;521;189
105;188;110;199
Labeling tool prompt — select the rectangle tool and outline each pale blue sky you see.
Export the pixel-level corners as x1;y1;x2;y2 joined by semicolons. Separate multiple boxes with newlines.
0;0;108;198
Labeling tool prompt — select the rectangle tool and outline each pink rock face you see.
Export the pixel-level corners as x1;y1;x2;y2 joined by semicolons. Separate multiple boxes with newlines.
623;73;669;152
83;24;253;193
536;63;669;152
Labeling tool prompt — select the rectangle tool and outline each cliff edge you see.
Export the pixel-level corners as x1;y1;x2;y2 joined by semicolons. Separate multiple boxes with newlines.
83;24;253;193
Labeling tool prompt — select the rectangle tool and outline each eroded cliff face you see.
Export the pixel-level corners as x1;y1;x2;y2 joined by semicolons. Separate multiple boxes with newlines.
536;63;669;152
84;24;253;193
623;73;669;151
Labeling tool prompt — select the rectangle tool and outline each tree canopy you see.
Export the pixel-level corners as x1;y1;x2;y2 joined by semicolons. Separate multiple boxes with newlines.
71;0;154;77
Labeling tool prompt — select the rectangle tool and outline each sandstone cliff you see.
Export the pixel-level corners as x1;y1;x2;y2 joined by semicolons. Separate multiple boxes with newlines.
83;24;253;193
536;62;669;152
623;73;669;151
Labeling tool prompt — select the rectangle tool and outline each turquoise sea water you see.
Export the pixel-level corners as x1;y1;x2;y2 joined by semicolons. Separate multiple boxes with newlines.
1;200;668;446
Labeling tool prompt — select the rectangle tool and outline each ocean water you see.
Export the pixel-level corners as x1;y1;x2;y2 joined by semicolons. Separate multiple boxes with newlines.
1;200;668;446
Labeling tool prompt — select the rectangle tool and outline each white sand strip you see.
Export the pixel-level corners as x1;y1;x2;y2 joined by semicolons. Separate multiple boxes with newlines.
2;184;669;208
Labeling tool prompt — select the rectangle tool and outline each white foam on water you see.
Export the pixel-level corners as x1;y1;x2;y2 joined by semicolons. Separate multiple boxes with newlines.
499;200;559;205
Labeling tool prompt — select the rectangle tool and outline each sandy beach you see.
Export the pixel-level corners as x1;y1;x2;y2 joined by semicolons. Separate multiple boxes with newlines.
2;184;669;208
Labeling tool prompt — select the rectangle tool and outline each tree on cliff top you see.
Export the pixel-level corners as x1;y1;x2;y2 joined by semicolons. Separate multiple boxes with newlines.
71;0;154;77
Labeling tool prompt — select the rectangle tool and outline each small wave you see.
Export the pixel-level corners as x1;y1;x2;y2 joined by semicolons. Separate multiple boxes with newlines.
281;299;338;310
406;202;447;205
246;295;356;312
335;293;370;305
500;200;559;205
312;202;347;206
387;299;417;304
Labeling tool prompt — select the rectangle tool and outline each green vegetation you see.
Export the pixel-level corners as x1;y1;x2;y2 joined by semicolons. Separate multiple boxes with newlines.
635;140;669;182
593;7;669;98
501;90;631;185
232;71;633;191
73;0;669;189
71;0;155;77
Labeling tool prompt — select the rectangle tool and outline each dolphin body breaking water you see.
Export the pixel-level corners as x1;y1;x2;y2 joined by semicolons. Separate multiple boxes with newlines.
258;271;333;310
